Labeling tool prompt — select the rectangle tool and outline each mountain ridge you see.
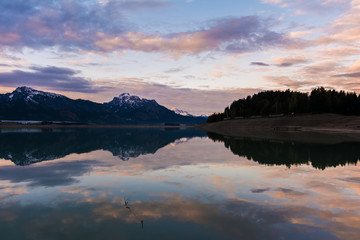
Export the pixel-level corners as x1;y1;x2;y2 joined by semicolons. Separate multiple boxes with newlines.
0;86;207;125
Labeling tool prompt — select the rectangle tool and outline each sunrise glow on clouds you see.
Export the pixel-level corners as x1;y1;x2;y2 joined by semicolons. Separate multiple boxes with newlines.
0;0;359;114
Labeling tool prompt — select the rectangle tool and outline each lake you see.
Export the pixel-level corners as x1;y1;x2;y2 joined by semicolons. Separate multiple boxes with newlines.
0;127;359;240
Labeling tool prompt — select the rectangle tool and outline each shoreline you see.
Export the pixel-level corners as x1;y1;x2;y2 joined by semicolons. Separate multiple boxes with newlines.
0;124;197;129
3;114;360;143
198;113;360;144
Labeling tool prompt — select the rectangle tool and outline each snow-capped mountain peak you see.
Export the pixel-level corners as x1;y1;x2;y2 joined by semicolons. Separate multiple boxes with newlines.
107;93;157;109
171;108;207;117
171;108;193;117
10;86;64;103
117;93;141;102
15;86;37;93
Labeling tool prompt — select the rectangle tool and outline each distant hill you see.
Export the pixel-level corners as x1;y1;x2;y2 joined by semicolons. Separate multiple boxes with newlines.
0;86;207;125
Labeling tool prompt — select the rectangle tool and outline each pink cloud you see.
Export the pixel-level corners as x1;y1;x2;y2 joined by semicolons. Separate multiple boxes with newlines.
0;33;21;45
94;16;290;56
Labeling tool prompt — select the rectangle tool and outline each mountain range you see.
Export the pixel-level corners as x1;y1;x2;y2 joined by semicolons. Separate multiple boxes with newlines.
0;87;206;125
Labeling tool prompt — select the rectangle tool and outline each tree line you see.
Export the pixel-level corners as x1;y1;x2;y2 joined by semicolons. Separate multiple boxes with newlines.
207;87;360;123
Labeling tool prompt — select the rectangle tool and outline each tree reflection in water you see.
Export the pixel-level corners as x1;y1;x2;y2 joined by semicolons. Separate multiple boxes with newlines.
207;132;360;170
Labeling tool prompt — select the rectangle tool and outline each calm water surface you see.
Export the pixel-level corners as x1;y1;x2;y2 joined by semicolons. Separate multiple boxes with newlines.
0;128;359;240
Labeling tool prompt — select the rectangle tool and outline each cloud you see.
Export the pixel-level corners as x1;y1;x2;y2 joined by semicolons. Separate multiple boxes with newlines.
95;16;291;56
110;0;169;10
0;1;292;57
251;62;270;67
265;75;317;90
251;187;271;193
250;187;307;197
303;61;340;75
262;0;350;14
163;67;187;73
274;188;308;197
163;181;184;186
0;66;102;93
340;177;360;183
0;0;168;51
251;57;307;68
348;59;360;71
262;0;286;3
274;56;308;67
316;46;360;58
334;72;360;78
292;1;358;50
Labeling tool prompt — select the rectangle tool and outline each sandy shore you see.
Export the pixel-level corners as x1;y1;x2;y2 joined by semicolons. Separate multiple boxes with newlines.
199;114;360;144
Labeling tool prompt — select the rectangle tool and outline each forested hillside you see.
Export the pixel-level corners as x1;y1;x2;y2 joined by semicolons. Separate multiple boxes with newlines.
207;87;360;123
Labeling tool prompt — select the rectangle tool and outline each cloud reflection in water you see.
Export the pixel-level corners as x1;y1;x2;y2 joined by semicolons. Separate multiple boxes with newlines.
0;128;359;239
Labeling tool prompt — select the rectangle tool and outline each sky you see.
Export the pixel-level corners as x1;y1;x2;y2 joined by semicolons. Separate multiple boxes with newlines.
0;0;359;115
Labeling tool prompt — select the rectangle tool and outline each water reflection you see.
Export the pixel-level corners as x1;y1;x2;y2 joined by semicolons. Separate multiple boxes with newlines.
0;128;360;240
0;194;340;240
207;132;360;169
0;128;206;165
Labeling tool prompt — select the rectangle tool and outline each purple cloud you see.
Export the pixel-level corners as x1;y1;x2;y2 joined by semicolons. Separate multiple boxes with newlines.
0;1;292;56
0;66;102;93
0;0;167;51
164;67;187;73
275;57;308;67
251;62;270;67
251;187;271;193
334;72;360;78
251;57;307;67
95;16;291;56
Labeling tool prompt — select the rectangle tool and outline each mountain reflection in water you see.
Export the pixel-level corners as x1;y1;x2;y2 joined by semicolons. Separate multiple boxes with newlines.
0;127;206;165
207;132;360;169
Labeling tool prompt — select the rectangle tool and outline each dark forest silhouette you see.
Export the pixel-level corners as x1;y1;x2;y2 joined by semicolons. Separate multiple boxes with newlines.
207;87;360;123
